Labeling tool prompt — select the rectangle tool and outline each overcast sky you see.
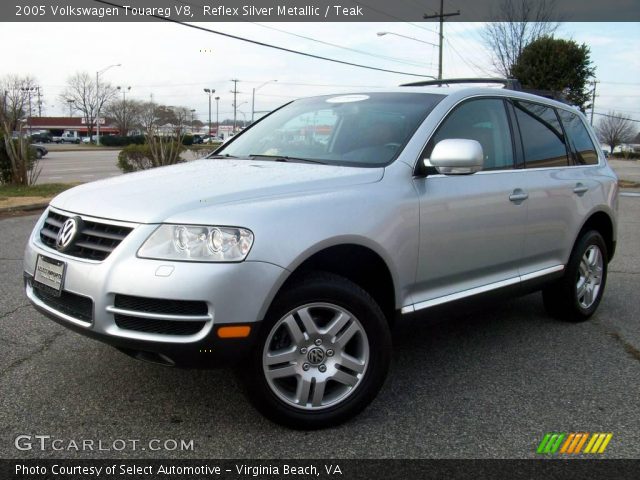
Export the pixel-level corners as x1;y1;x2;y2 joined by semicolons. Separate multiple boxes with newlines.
2;21;639;124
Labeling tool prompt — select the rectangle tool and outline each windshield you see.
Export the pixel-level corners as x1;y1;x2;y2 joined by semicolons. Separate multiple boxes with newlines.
216;92;444;167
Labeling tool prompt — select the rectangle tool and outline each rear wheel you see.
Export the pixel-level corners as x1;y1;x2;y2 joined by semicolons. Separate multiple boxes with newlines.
543;230;608;322
243;272;391;429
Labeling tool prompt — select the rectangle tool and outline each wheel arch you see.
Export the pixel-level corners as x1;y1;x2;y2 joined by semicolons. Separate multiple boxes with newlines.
270;241;399;323
575;210;616;262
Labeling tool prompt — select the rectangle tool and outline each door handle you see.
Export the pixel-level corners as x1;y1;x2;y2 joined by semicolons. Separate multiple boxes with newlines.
573;183;589;195
509;189;529;203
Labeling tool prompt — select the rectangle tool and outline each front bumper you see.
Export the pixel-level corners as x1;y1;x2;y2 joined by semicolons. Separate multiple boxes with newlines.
24;208;286;367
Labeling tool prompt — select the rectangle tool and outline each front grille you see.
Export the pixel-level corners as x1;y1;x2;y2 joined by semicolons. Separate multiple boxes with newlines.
114;295;208;316
32;282;93;322
40;210;133;261
115;314;206;336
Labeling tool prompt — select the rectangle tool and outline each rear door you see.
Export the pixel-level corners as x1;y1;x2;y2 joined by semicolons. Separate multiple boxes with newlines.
509;100;597;276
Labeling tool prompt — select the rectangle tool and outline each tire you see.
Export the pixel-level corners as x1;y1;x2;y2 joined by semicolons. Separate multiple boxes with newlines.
35;150;42;159
243;272;392;429
543;230;608;322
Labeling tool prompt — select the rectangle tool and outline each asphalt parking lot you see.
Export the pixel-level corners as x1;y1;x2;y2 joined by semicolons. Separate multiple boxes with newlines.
0;198;639;460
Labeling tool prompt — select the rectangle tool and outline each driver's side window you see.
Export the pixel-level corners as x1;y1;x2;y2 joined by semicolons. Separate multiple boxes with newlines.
424;98;515;172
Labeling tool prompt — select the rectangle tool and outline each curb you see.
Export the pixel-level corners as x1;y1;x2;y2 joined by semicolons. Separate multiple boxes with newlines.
0;202;49;214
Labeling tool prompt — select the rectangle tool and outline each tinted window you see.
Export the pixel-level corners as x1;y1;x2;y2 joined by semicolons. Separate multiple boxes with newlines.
557;109;599;165
513;101;568;168
427;98;514;170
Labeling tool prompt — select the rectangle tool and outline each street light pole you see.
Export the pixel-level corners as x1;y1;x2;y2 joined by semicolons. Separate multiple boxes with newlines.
215;97;220;137
251;79;277;123
67;99;74;117
96;63;121;145
190;109;196;133
204;88;215;135
117;86;131;135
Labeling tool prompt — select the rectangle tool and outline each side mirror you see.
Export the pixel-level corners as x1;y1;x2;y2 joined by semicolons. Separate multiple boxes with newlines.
425;139;484;175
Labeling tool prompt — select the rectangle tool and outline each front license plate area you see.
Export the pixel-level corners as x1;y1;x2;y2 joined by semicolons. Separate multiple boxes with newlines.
34;255;66;297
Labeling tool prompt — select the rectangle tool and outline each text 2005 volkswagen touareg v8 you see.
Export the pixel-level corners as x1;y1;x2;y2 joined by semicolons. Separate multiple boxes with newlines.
24;86;618;428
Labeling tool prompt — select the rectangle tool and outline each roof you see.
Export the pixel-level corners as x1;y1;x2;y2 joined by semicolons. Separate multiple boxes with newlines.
25;117;119;133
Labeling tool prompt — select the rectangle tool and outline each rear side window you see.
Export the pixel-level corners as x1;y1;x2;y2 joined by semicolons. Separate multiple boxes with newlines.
557;109;599;165
513;101;568;168
427;98;515;171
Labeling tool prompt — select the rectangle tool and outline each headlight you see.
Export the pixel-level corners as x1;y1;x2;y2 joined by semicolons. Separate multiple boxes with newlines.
138;225;254;262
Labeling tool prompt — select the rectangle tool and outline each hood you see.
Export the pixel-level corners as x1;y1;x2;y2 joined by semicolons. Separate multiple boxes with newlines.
51;159;384;223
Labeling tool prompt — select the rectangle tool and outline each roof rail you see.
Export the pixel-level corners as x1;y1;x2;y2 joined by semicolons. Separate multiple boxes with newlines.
400;78;523;90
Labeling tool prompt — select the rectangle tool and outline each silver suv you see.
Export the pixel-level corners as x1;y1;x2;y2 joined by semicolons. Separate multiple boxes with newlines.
24;86;618;428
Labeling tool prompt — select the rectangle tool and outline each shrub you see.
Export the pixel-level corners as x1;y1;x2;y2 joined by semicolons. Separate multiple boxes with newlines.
100;135;146;147
117;141;186;173
117;144;153;173
0;134;39;184
182;135;194;146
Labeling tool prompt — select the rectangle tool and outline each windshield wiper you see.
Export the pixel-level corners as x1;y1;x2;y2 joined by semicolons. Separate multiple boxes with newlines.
207;153;240;159
248;154;327;165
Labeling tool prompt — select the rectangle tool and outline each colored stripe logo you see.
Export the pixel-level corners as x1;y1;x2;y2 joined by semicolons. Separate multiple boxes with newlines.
537;433;612;454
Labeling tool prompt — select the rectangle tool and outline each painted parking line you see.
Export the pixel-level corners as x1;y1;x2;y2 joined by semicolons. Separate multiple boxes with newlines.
620;192;640;197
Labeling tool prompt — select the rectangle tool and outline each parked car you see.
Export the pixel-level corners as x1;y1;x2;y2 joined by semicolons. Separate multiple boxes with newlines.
23;85;618;428
192;134;204;144
56;133;80;144
30;132;53;144
30;144;48;159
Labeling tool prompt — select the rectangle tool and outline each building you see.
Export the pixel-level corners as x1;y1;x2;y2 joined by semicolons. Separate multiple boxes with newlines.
24;117;119;137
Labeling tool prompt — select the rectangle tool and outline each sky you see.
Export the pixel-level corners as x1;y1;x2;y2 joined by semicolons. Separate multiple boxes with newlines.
1;20;639;127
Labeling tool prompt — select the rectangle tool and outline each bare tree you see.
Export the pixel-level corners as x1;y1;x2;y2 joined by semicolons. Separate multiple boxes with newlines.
595;112;637;154
482;0;561;77
104;99;143;136
60;72;118;140
1;74;39;132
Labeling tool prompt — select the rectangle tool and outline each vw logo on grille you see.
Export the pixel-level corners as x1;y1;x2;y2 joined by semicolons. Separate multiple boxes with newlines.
56;217;81;251
307;347;325;365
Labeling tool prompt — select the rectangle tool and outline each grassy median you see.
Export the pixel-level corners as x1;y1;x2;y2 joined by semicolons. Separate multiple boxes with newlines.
0;183;78;200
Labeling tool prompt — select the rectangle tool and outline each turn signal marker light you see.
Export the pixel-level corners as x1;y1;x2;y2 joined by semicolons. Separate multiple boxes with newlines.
217;326;251;338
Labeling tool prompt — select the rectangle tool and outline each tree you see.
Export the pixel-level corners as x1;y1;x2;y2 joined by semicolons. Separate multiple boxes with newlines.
0;74;41;185
104;99;143;136
60;72;118;140
511;36;595;110
482;0;560;77
595;112;636;153
1;74;39;132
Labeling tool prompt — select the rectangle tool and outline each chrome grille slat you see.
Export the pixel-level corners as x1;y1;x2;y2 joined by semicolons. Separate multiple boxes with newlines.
39;210;133;261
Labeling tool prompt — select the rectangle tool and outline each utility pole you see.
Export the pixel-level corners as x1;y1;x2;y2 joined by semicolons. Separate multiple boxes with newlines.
231;79;240;133
590;80;598;125
423;0;460;80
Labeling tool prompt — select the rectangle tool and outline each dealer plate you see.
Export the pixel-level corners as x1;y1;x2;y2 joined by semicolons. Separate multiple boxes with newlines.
34;255;66;297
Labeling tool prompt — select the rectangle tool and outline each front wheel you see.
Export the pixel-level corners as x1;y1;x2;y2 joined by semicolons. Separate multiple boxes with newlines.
543;230;608;322
243;272;392;429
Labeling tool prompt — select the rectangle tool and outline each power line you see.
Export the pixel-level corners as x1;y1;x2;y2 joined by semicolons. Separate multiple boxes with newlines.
94;0;433;79
593;112;640;123
351;0;440;35
250;22;435;69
